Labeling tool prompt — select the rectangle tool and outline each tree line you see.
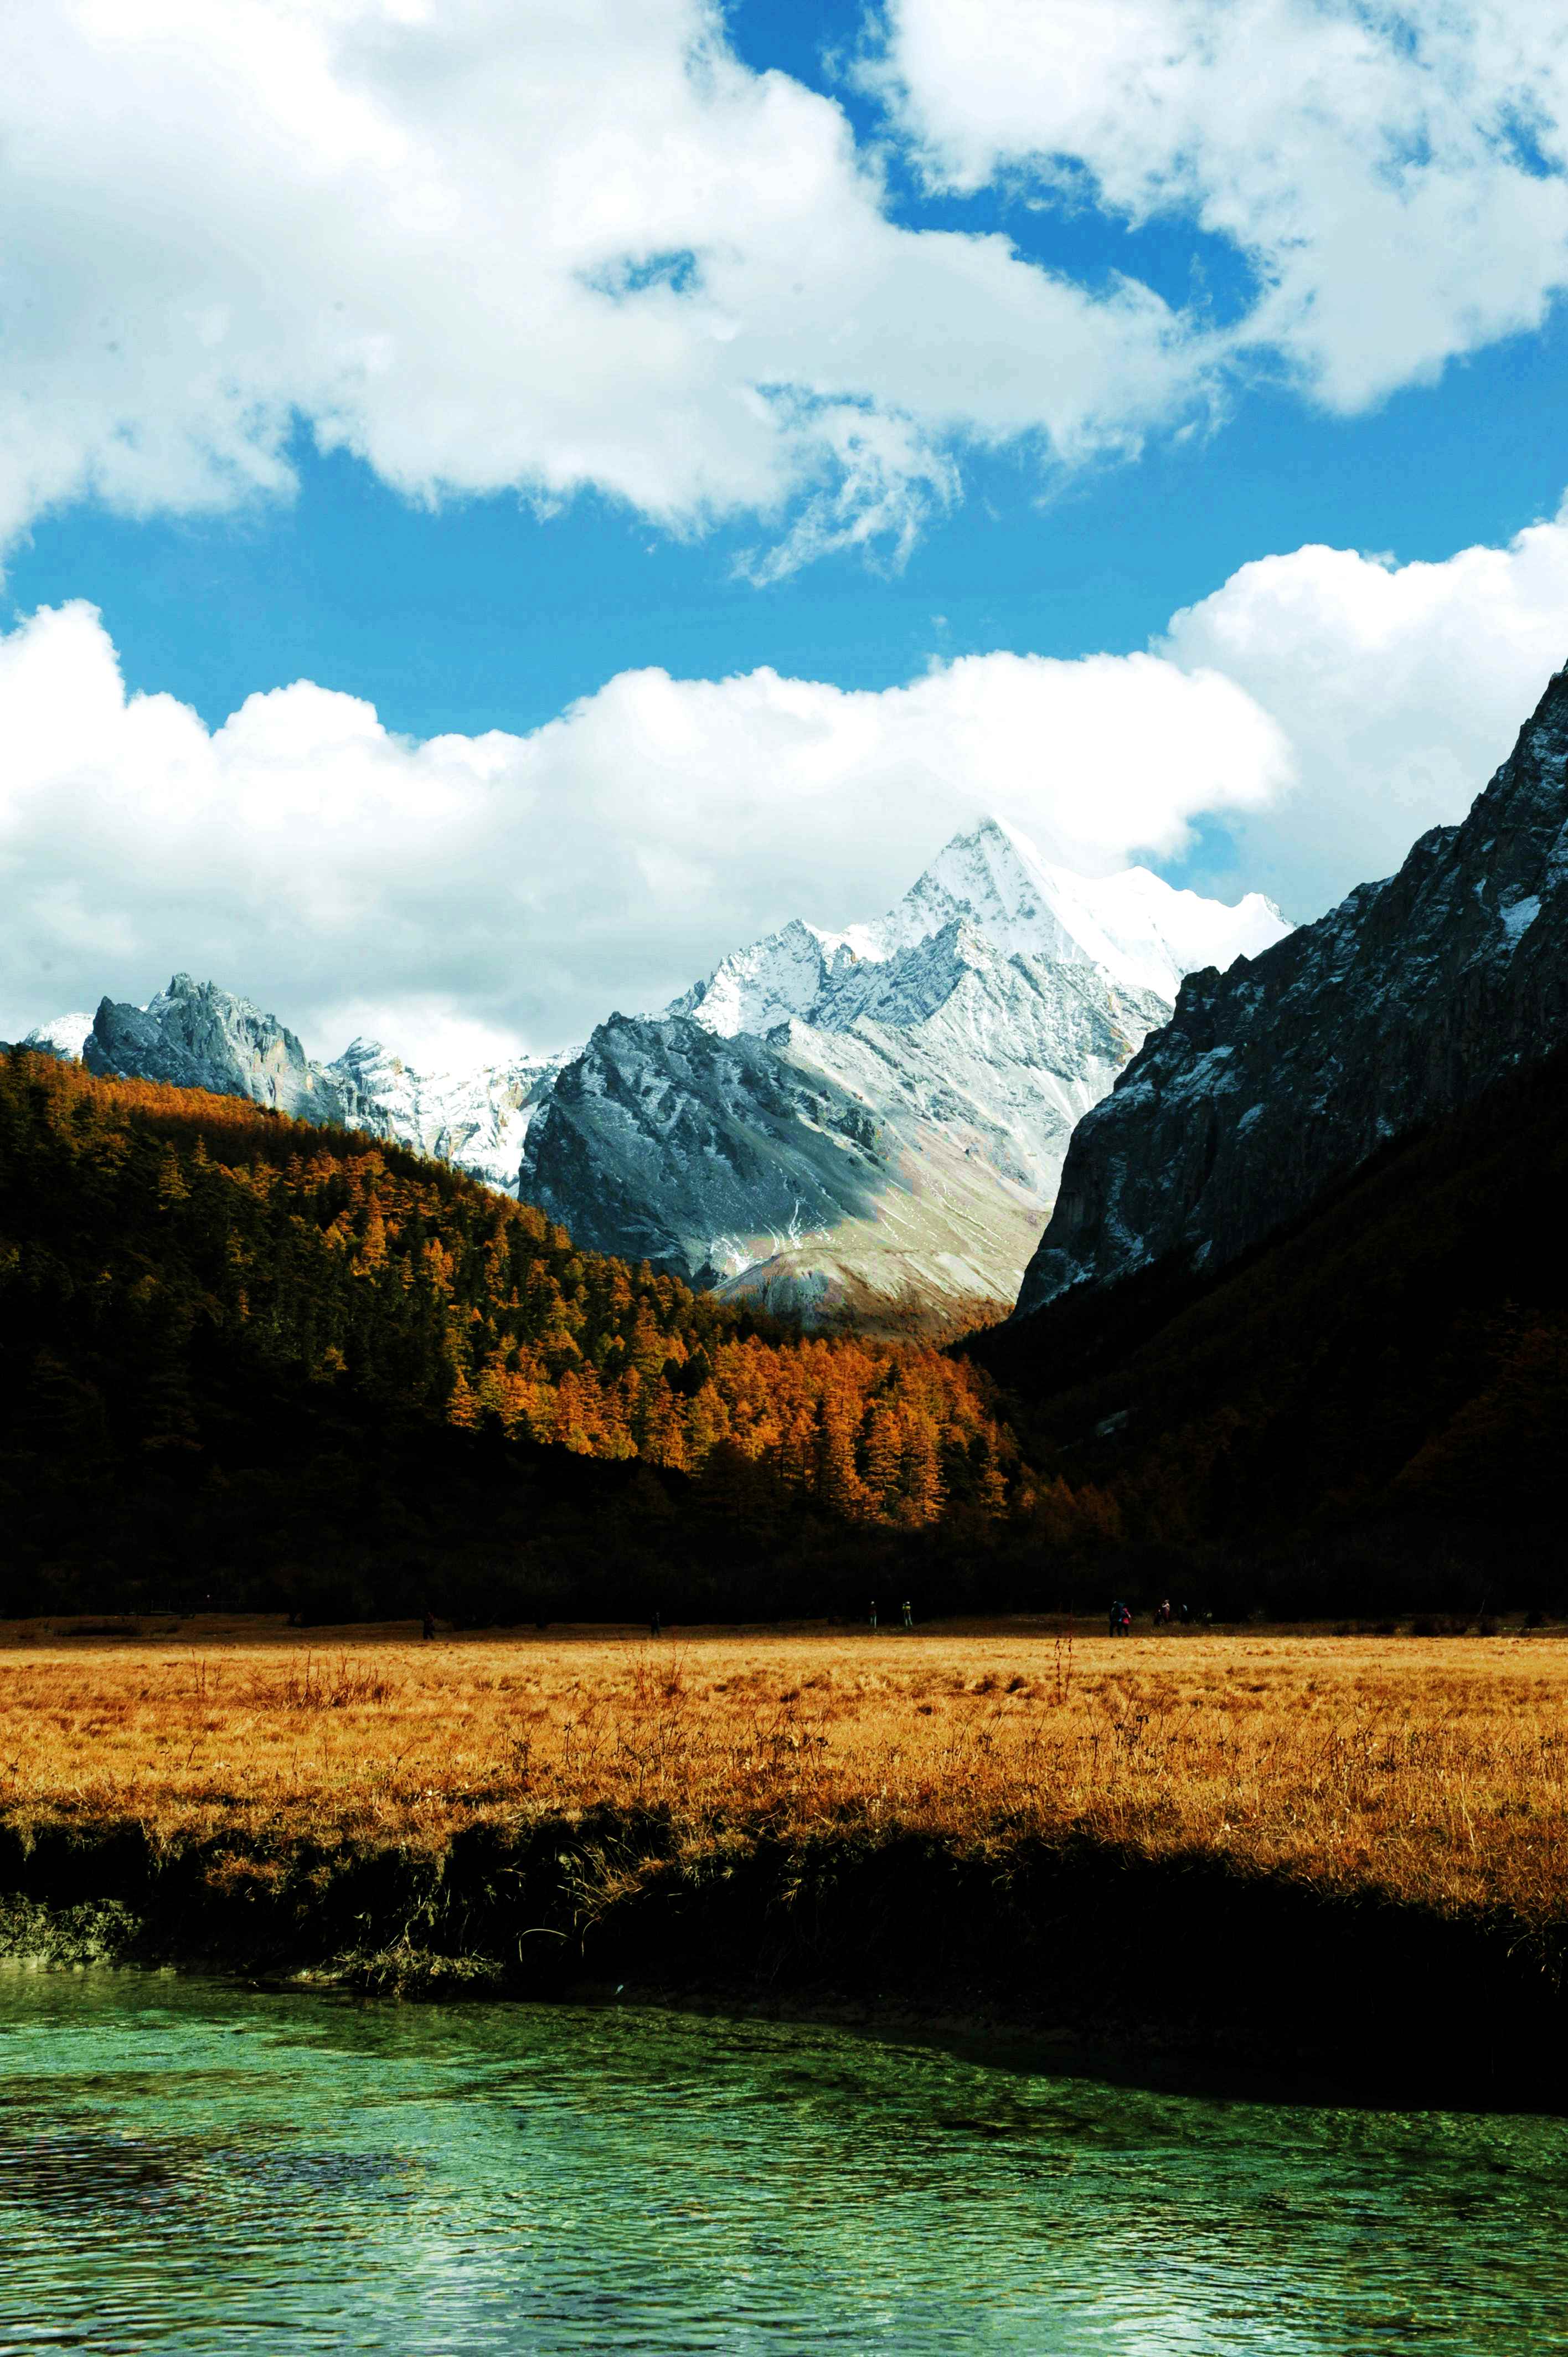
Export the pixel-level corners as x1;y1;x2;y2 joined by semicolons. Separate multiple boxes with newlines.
1;1050;1116;1619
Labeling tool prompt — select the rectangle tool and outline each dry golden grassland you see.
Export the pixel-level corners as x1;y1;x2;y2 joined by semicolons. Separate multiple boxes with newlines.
3;1620;1566;1925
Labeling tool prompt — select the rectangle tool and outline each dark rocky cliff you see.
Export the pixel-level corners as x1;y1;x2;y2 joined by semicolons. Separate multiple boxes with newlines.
520;1012;886;1282
1016;662;1568;1315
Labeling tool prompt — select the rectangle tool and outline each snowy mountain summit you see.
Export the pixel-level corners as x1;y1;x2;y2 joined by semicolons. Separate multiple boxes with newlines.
520;820;1287;1326
327;1038;560;1193
674;820;1285;1036
23;817;1287;1330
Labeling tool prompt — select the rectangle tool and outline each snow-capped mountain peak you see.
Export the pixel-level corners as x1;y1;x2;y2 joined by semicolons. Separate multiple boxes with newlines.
865;816;1288;1002
22;1011;95;1060
19;815;1291;1329
674;815;1290;1038
667;916;843;1040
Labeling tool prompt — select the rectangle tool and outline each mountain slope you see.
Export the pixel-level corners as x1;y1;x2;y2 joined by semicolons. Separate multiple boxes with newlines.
969;1041;1568;1605
1017;664;1568;1316
0;1048;1025;1617
75;975;564;1194
523;820;1285;1325
27;815;1286;1329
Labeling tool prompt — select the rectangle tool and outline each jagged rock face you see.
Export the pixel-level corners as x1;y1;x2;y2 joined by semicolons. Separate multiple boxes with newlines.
709;933;1171;1325
1017;664;1568;1317
84;975;352;1124
529;936;1158;1302
58;980;561;1191
522;816;1283;1321
521;1013;888;1280
327;1038;559;1193
29;814;1287;1329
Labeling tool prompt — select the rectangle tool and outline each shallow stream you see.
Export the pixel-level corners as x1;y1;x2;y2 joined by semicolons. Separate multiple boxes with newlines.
1;1971;1565;2352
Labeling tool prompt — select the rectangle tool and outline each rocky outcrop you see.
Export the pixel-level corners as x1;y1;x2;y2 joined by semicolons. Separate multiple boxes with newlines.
30;815;1287;1326
1016;663;1568;1316
521;833;1255;1321
66;979;561;1192
521;1012;889;1281
84;974;353;1124
327;1038;560;1193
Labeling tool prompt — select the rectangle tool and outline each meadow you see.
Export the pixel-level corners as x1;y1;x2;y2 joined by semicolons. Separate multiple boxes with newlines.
3;1618;1565;1929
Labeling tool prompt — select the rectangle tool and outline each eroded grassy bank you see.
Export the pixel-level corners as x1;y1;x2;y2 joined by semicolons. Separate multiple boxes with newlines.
4;1622;1566;2100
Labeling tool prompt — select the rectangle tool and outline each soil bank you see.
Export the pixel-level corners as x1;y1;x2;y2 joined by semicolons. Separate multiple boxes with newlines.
1;1812;1561;2113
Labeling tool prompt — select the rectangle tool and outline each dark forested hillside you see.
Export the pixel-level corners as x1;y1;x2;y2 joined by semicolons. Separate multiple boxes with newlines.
969;1043;1568;1614
0;1051;1050;1619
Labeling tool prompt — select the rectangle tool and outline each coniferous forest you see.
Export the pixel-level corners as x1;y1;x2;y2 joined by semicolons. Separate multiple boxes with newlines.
0;1050;1070;1622
4;1042;1566;1624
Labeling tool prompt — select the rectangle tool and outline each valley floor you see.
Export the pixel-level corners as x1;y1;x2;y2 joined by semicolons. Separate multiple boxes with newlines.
4;1619;1566;2102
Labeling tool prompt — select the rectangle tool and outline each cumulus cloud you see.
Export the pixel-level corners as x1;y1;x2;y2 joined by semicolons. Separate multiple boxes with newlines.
875;0;1568;409
0;602;1288;1061
6;2;1566;570
7;503;1566;1064
1162;503;1568;912
0;0;1209;571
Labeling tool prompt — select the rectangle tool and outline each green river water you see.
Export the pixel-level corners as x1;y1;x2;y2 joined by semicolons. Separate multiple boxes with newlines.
0;1970;1564;2353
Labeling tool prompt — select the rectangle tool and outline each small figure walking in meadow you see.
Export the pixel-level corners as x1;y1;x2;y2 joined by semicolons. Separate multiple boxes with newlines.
901;1599;913;1629
869;1598;878;1631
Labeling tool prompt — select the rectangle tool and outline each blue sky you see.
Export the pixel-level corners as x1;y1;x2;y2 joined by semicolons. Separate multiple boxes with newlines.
14;315;1566;750
3;0;1568;1060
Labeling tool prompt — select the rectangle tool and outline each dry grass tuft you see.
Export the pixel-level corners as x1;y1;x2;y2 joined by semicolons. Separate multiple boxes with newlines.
3;1620;1566;1925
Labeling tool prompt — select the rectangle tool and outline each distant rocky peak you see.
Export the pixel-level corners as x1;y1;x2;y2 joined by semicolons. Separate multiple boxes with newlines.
82;972;347;1124
880;816;1290;1002
668;915;839;1039
674;816;1290;1047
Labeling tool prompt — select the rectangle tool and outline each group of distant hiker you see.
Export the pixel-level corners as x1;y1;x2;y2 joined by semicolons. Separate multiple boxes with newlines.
868;1599;915;1630
1108;1597;1193;1635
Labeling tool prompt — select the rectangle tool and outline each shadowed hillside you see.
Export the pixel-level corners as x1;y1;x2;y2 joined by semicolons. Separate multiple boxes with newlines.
969;1042;1568;1614
0;1051;1041;1620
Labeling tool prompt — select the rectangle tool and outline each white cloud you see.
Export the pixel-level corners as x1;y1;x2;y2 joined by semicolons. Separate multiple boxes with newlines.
0;601;1287;1059
9;1;1566;572
875;0;1568;409
1162;503;1568;912
7;504;1566;1061
0;0;1210;571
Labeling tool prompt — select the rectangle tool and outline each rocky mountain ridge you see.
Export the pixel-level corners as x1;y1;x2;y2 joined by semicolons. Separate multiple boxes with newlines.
519;821;1285;1322
1016;663;1568;1317
26;816;1288;1327
31;977;561;1196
